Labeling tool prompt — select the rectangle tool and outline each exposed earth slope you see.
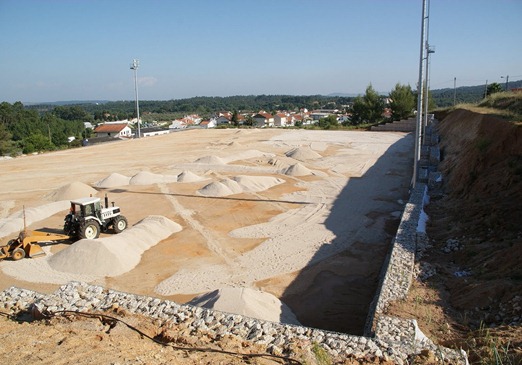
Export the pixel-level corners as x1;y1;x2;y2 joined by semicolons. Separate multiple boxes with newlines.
388;108;522;364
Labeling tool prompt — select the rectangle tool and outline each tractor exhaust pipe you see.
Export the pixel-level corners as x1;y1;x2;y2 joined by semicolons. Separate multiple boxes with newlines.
105;194;109;209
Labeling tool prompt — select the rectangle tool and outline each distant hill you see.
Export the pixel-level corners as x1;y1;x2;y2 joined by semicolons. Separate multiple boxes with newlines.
19;80;522;113
24;100;110;107
326;92;361;97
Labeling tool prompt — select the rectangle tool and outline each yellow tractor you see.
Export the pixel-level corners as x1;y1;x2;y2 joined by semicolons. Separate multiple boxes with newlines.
1;195;127;261
0;230;71;261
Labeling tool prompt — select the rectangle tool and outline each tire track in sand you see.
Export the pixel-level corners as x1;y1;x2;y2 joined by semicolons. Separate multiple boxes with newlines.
158;183;234;265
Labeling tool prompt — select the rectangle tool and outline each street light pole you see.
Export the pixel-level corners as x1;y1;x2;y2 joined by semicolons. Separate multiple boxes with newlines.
413;0;428;189
130;59;141;138
453;77;457;106
501;75;509;91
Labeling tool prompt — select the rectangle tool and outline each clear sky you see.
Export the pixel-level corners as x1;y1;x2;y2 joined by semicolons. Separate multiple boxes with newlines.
1;0;521;103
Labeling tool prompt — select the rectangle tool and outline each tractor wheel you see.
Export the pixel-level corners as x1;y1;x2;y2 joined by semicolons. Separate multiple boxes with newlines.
113;215;128;233
79;220;101;240
11;248;26;261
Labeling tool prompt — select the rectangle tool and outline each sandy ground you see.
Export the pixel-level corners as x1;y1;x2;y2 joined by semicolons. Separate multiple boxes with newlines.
0;129;413;334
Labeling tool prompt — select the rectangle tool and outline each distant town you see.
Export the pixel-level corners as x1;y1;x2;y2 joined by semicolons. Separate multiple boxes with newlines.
89;107;364;143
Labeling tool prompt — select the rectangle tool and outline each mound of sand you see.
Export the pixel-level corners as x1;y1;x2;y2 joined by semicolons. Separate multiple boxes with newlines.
283;163;313;176
187;287;301;325
95;173;131;188
129;171;177;185
285;147;322;161
129;171;163;185
223;149;274;163
232;175;285;192
197;182;234;197
177;170;203;183
197;175;284;197
47;182;98;201
47;216;181;277
220;178;243;194
0;201;70;239
194;155;225;165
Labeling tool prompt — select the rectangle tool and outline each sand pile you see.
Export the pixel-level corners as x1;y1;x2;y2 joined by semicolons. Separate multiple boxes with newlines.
222;149;274;163
177;170;204;183
47;216;181;277
232;175;284;192
220;178;243;194
198;182;234;197
0;201;69;239
129;171;163;185
95;173;131;188
282;163;313;176
129;171;178;185
194;156;225;164
285;147;322;161
198;176;284;197
187;287;301;325
46;182;98;201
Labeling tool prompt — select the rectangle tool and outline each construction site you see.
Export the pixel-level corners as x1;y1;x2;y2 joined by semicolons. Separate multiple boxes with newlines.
1;105;521;365
0;128;414;335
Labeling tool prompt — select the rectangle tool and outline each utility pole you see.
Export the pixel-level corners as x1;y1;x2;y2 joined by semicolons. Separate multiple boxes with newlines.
501;75;509;91
453;77;457;106
423;0;434;142
484;80;488;98
130;59;141;138
413;0;428;189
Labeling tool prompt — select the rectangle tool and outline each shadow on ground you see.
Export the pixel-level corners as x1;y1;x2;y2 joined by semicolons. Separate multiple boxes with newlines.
279;134;414;335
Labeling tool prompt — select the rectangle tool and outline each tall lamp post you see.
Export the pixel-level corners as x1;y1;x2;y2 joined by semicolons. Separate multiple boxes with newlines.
130;59;141;138
413;0;428;189
501;75;509;91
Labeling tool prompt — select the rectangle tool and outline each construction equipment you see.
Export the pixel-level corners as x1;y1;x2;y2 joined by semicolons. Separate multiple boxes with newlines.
1;195;127;261
63;195;128;240
0;230;71;261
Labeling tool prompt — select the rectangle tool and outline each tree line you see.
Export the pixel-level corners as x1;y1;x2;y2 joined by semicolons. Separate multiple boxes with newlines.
0;86;417;155
0;102;89;155
4;79;516;156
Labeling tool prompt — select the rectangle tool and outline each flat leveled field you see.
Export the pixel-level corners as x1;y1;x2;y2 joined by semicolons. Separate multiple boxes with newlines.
0;128;413;334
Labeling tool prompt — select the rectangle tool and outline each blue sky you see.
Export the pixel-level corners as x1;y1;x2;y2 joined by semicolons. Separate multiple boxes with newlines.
1;0;521;103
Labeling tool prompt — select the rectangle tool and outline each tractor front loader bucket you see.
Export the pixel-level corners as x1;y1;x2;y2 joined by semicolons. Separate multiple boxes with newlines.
27;243;46;258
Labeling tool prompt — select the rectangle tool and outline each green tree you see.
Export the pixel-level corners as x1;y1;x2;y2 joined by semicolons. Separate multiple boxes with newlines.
350;84;384;125
244;115;254;126
231;110;239;127
486;82;503;96
389;83;415;121
52;105;92;122
317;115;338;129
0;122;15;155
21;133;54;154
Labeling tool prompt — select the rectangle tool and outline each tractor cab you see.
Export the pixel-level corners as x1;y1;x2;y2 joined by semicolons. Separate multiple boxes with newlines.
69;197;102;220
64;195;127;240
